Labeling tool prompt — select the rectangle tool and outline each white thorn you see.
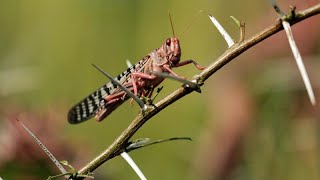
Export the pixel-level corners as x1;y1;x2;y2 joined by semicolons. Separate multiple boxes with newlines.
142;104;148;112
209;14;235;47
16;120;68;176
121;152;147;180
282;21;316;106
126;59;133;68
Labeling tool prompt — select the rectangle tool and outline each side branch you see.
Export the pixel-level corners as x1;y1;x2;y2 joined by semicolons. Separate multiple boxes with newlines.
78;4;320;176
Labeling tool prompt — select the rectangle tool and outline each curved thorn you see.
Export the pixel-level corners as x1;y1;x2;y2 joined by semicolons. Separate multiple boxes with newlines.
230;16;246;42
126;137;192;152
230;16;241;27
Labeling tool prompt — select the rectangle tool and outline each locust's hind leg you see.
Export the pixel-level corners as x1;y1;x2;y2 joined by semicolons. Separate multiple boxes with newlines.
95;91;128;121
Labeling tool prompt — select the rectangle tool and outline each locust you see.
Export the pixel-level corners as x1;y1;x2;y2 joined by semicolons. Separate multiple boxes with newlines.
68;20;204;124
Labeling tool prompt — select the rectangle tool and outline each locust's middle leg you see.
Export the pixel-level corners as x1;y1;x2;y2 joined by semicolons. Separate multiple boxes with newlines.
130;72;159;105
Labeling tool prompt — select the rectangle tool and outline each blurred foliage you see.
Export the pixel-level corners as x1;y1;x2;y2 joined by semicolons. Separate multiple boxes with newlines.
0;0;319;180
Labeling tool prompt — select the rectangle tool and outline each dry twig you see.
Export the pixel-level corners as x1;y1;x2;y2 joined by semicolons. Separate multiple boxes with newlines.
77;4;320;177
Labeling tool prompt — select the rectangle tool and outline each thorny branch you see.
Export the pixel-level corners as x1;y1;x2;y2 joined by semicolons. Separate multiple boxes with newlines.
78;4;320;177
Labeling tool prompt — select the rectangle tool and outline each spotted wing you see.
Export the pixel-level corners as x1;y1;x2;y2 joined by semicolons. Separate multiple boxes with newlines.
68;82;117;124
67;58;148;124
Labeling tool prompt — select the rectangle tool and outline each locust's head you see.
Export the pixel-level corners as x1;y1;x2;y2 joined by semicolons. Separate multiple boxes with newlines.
161;37;181;66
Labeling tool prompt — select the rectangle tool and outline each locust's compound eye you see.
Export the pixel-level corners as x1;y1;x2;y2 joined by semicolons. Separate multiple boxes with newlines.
166;39;171;46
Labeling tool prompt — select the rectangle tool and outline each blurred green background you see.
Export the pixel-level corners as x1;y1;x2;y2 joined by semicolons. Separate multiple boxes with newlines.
0;0;319;180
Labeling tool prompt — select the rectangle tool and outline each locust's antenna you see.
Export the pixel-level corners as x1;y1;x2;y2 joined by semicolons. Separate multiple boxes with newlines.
169;12;176;37
181;10;203;38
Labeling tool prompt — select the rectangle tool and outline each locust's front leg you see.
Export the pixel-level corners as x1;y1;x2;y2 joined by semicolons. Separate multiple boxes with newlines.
162;64;181;77
165;59;205;77
174;59;205;70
